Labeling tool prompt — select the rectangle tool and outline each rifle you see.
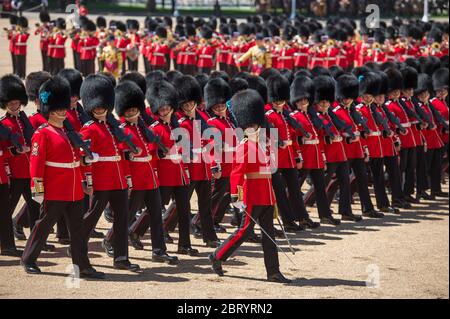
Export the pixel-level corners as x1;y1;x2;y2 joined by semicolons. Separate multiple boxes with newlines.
106;113;139;154
411;97;436;129
195;109;212;134
282;108;311;139
308;107;336;139
0;123;24;153
370;103;392;137
137;117;169;155
381;104;407;135
349;102;371;135
63;119;94;160
429;102;450;131
398;98;425;128
327;109;355;140
76;103;92;125
140;110;156;126
18;111;35;145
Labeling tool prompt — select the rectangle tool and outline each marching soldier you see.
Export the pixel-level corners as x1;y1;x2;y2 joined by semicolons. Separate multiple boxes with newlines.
197;28;216;74
20;76;104;279
150;26;171;72
95;16;108;73
48;18;67;76
104;81;178;265
146;80;198;256
209;89;291;284
79;74;141;272
126;20;140;72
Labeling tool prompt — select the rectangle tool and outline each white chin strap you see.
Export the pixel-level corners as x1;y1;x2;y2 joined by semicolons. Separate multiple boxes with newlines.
125;111;140;121
94;111;108;118
6;106;20;115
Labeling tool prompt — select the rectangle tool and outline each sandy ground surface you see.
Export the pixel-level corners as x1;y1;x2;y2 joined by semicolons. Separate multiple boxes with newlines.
0;13;449;299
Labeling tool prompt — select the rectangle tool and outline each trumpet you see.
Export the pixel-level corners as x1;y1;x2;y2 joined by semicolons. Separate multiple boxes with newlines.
372;42;382;50
431;42;441;50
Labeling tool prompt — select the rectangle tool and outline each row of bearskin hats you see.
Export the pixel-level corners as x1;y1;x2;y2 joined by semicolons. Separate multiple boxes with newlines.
1;60;448;129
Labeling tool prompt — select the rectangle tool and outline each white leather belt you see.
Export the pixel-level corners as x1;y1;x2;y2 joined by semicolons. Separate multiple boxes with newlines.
331;136;343;143
283;140;293;146
183;52;196;55
278;56;294;60
303;139;320;145
312;58;324;61
410;121;419;125
353;131;361;137
118;48;127;52
15;43;27;46
200;55;212;59
152;53;165;56
164;154;182;161
45;161;80;169
49;45;65;48
81;46;96;50
294;53;308;57
368;131;382;137
130;156;152;162
98;155;121;162
402;122;412;128
445;121;449;125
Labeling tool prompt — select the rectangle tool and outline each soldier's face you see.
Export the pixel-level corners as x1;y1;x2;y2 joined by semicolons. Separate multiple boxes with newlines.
362;94;374;104
158;105;173;118
295;99;309;111
181;101;196;116
436;88;448;99
6;100;21;114
342;98;353;106
388;90;401;100
374;95;385;105
93;107;107;119
417;91;430;103
124;108;140;121
212;104;227;116
402;88;414;98
317;100;330;111
49;109;67;122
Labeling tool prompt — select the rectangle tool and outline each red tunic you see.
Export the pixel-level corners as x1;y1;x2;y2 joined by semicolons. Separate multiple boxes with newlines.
120;123;159;191
421;102;445;150
30;124;84;201
150;43;170;66
356;103;384;158
290;110;325;169
265;107;300;169
430;97;449;144
385;99;419;149
374;105;397;157
294;45;310;68
331;104;365;159
150;120;189;187
230;138;276;207
79;120;128;191
276;47;295;70
78;36;99;60
29;112;47;130
196;45;215;68
207;115;237;178
0;114;31;179
317;111;347;163
13;33;29;56
49;33;67;59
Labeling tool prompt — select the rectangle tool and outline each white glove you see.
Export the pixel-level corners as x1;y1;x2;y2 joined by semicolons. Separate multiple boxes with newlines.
85;152;100;164
232;201;245;211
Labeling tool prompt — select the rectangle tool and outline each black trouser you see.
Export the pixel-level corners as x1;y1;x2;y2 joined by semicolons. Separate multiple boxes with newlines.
123;189;167;252
160;186;192;248
400;147;417;196
370;158;391;209
14;55;26;79
83;190;129;262
98;58;105;73
384;155;404;202
298;169;332;219
276;168;309;221
416;145;428;194
127;58;138;71
151;64;169;72
50;57;64;76
209;177;231;225
324;161;352;216
10;178;40;231
214;205;280;277
426;147;443;193
41;50;49;72
0;184;15;251
11;52;16;74
188;181;218;242
346;158;375;212
183;64;197;76
22;200;91;270
80;59;95;77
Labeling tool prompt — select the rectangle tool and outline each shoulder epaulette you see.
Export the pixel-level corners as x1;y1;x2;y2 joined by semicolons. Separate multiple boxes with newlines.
83;120;94;127
265;110;274;115
333;105;341;112
240;137;248;145
355;103;364;110
119;123;126;129
37;123;48;130
0;116;6;121
207;116;217;122
178;117;186;124
430;97;437;102
150;120;160;128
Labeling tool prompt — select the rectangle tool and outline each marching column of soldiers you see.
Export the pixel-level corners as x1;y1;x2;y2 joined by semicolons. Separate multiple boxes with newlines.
0;11;448;283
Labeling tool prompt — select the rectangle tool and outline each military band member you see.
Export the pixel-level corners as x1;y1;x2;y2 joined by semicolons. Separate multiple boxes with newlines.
48;18;67;76
79;74;140;272
237;34;272;76
78;20;99;77
126;20;140;72
209;89;290;284
20;76;104;279
35;10;51;72
12;17;30;79
96;16;108;72
99;35;123;79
